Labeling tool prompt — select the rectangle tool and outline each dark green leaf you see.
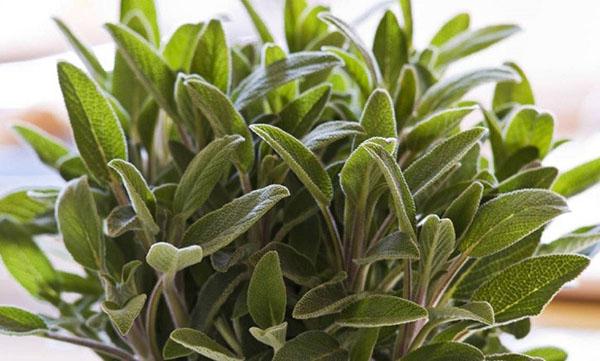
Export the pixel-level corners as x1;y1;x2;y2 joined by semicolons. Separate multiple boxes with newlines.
401;342;484;361
169;328;243;361
354;231;419;265
443;182;483;237
247;251;287;329
336;294;427;327
373;11;407;90
273;330;348;361
357;89;397;144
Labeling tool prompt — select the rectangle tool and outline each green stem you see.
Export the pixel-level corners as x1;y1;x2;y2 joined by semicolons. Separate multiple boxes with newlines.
45;333;136;361
376;264;403;292
428;253;469;308
320;205;344;272
163;276;189;329
215;316;243;356
146;279;164;361
239;171;253;194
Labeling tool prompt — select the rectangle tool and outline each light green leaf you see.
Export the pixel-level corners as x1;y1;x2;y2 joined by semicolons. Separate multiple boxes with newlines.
415;67;519;117
363;143;416;240
373;10;407;90
395;65;418;129
323;46;372;98
183;185;289;255
53;18;109;87
163;23;202;71
146;242;203;275
57;62;127;183
435;25;521;67
56;177;104;270
248;251;287;329
401;342;484;361
173;135;243;219
0;219;57;299
251;124;332;205
336;294;427;328
405;106;476;153
108;159;159;234
302;121;364;150
278;83;332;137
0;190;48;223
349;328;379;361
240;0;275;43
273;330;348;361
190;19;230;93
102;293;147;335
443;182;483;237
525;347;567;361
357;89;397;144
169;328;243;361
428;301;494;326
284;0;308;52
0;306;47;336
493;62;535;113
263;44;298;111
120;0;160;45
13;124;70;170
538;225;600;256
399;0;413;46
418;215;455;287
249;322;287;351
104;205;142;237
293;272;360;319
319;13;381;85
487;354;544;361
460;189;568;257
354;231;419;265
184;77;255;172
430;13;470;47
105;23;179;121
504;106;554;158
405;128;486;197
496;167;558;193
473;255;589;323
552;157;600;197
232;51;342;110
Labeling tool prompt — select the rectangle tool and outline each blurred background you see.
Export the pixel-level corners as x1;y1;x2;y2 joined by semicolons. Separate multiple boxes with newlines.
1;0;600;359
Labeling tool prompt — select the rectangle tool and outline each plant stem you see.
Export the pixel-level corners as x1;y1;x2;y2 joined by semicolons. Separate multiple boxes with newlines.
145;279;164;361
395;260;414;358
376;264;403;292
239;171;253;194
320;205;344;272
45;333;137;361
428;253;469;308
162;276;189;329
215;316;243;356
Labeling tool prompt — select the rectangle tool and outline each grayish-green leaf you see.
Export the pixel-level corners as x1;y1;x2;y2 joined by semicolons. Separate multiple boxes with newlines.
146;242;203;275
302;121;364;150
402;342;484;361
292;272;360;319
170;328;243;361
273;330;348;361
504;106;554;158
323;46;372;98
190;19;230;93
418;215;455;287
357;89;397;144
538;225;600;256
428;301;494;326
163;23;202;71
278;83;332;137
493;62;535;113
13;124;70;170
496;167;558;193
443;182;483;237
354;231;419;265
249;322;287;351
101;293;147;335
336;294;427;327
248;251;287;329
373;10;407;90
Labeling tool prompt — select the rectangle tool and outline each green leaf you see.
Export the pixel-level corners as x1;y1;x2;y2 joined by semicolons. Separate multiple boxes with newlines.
251;124;332;205
319;13;381;85
240;0;274;43
428;301;494;326
146;242;203;275
248;251;287;329
0;219;57;299
538;225;600;256
357;89;397;144
504;106;554;158
395;65;418;129
56;177;104;270
249;322;287;351
53;18;109;87
324;46;373;98
120;0;160;45
373;10;407;90
496;167;558;193
105;23;179;121
363;143;416;240
173;135;243;219
284;0;308;52
183;185;289;255
459;189;568;257
430;13;470;47
13;124;70;170
525;347;567;361
57;62;127;183
487;353;543;361
104;205;142;237
405;128;486;197
184;77;255;172
443;182;483;237
273;330;348;361
108;159;159;234
302;121;364;150
262;44;298;111
473;255;589;323
0;306;47;336
435;25;521;67
0;190;48;223
493;62;535;113
415;67;519;117
233;51;342;110
349;328;379;361
251;242;318;286
190;19;230;93
336;294;427;327
552;157;600;197
405;106;476;153
293;272;360;319
163;23;202;71
169;328;243;361
278;83;332;137
354;231;419;265
418;215;455;287
402;342;484;361
102;293;147;335
399;0;413;46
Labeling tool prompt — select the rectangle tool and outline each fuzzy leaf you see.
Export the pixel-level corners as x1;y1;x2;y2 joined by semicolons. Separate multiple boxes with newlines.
284;0;308;51
251;242;318;286
0;190;48;223
402;342;484;361
324;46;372;97
525;347;567;361
248;251;287;329
373;10;407;90
538;225;600;256
190;19;230;93
249;322;287;351
104;205;142;237
428;301;494;326
57;62;127;183
146;242;203;275
240;0;275;43
293;272;360;319
430;13;470;47
102;293;146;335
357;89;397;144
302;121;364;150
493;62;535;113
273;330;348;361
183;185;290;255
56;177;104;270
163;23;202;71
418;215;455;286
487;354;544;361
443;182;483;237
336;294;427;328
251;124;332;205
504;106;554;158
13;124;70;170
354;231;419;265
552;157;600;197
473;255;589;323
349;328;380;361
496;167;558;193
278;83;332;137
0;306;47;336
169;328;242;361
460;190;568;257
233;51;342;110
395;65;418;129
